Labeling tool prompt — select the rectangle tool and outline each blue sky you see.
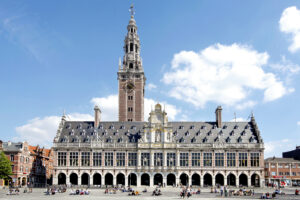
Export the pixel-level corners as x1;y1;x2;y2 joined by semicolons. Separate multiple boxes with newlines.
1;0;300;158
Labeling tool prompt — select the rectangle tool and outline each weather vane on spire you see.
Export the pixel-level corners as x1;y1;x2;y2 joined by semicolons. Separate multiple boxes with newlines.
129;4;135;16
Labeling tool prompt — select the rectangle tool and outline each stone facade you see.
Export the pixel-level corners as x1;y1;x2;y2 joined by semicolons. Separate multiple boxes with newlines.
52;7;265;188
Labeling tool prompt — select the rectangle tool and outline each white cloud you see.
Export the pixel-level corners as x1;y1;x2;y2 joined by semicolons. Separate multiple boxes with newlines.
279;6;300;53
13;113;93;148
235;101;257;110
146;83;157;90
265;139;296;158
162;43;293;108
230;117;247;122
297;121;300;126
91;94;181;121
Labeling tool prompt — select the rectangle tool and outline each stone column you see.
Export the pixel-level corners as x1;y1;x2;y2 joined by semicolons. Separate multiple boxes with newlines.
137;174;141;187
224;175;227;186
212;175;215;187
200;176;204;187
163;176;167;187
163;151;167;167
78;174;82;186
101;175;105;187
150;151;154;167
113;175;116;186
188;175;192;187
66;175;70;186
247;177;251;187
150;174;154;187
90;174;93;186
176;176;180;187
137;150;141;167
236;176;239;187
176;150;180;167
125;176;128;187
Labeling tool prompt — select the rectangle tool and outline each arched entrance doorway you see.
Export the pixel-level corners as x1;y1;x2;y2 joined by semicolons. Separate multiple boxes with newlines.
81;173;89;185
227;173;236;186
93;173;101;185
141;173;150;186
58;173;66;185
251;174;260;187
203;173;212;186
154;173;163;186
215;173;224;186
105;173;113;185
128;173;137;186
239;174;248;187
167;174;176;186
180;173;189;186
117;173;125;186
22;177;26;186
192;174;200;186
70;173;78;185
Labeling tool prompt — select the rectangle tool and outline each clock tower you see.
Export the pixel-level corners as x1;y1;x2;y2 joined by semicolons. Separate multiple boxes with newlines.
118;5;145;122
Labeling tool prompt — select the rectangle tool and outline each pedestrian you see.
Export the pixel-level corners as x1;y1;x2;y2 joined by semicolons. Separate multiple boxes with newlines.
220;185;223;196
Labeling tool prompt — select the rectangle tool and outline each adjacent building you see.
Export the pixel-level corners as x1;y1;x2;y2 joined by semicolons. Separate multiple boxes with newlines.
52;6;265;188
283;146;300;161
1;141;32;186
265;157;300;186
29;146;54;187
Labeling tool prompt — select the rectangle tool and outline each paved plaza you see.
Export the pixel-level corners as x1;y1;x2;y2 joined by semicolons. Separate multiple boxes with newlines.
1;187;300;200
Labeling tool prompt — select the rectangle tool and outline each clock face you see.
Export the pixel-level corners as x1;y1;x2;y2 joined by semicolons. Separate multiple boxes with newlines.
124;82;135;93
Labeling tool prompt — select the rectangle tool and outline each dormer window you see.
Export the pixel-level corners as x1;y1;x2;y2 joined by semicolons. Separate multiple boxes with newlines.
120;125;125;129
118;138;123;143
80;131;85;136
99;125;103;130
179;137;185;143
207;130;212;136
203;137;208;143
131;126;136;130
129;137;136;143
249;137;254;143
109;125;114;130
245;124;250;129
223;125;227;129
179;125;184;130
230;130;234;136
241;130;246;136
191;137;196;143
114;132;118;136
196;131;200;136
201;125;206;130
173;130;177;136
234;125;239;129
69;130;74;136
72;138;78;143
190;125;194;129
106;137;112;143
214;136;219;142
60;138;67;143
237;137;242;143
213;124;217;129
219;130;223;135
66;124;71;129
83;137;90;143
185;131;189;136
226;137;231;143
77;124;82;129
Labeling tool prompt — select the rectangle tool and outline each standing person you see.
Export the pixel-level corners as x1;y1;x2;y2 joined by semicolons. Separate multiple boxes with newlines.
220;185;223;196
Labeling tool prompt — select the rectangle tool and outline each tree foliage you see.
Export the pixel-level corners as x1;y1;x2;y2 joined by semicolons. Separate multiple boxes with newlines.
0;151;12;179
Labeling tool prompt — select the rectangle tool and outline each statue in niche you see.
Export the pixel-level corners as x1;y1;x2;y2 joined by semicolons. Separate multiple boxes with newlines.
167;132;171;141
155;130;161;142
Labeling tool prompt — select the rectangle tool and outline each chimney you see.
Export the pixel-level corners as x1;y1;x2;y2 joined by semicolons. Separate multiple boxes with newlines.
215;106;222;128
94;105;101;128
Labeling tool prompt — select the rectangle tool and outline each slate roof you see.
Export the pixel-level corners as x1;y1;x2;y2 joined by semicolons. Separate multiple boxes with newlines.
2;142;23;152
55;120;262;145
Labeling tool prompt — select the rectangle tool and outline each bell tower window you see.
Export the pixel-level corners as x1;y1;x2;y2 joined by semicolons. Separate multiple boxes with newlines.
129;63;133;69
126;45;128;53
135;44;138;53
130;43;133;52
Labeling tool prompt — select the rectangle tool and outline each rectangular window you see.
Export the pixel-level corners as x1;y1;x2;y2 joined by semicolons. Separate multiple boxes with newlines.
278;164;283;168
128;96;133;100
128;152;137;166
180;153;189;167
11;165;14;172
279;172;283;175
105;152;114;166
116;152;125;167
285;172;290;175
271;164;276;168
227;153;236;167
239;153;248;167
292;164;296;168
81;152;90;166
215;153;224;167
271;172;276;176
10;155;14;161
167;153;176;166
58;152;67;166
128;107;133;112
154;153;163;166
284;165;289;168
292;172;296;176
192;153;201;167
69;152;78;166
141;153;150;166
250;152;260;167
203;152;212;167
93;152;102;166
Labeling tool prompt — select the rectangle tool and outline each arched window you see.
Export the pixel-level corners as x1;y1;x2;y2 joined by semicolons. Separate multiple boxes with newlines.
129;63;133;69
130;43;133;51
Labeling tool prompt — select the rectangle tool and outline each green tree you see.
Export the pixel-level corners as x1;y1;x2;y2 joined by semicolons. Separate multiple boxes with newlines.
0;151;12;179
